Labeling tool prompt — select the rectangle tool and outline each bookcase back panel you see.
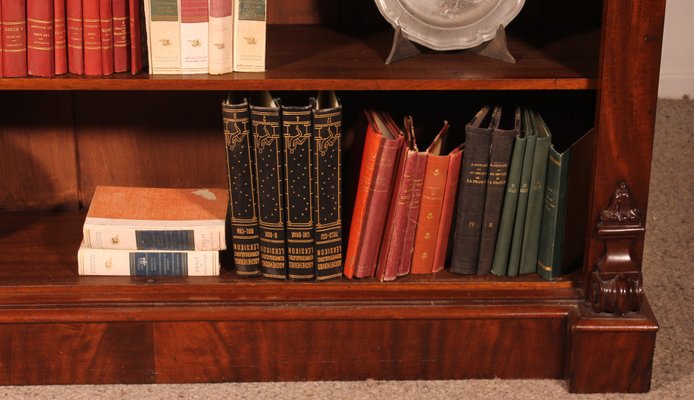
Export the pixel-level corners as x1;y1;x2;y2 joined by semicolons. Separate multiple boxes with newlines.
73;92;228;207
0;92;79;211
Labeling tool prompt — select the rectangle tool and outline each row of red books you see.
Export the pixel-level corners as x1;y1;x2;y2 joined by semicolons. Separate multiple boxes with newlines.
0;0;142;77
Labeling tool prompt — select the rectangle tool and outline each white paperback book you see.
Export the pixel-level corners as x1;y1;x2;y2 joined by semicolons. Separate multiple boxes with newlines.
146;0;182;74
78;245;220;276
179;0;209;74
208;0;233;74
233;0;265;72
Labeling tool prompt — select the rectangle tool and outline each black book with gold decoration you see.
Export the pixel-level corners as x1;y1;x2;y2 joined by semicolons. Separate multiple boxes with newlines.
223;92;261;277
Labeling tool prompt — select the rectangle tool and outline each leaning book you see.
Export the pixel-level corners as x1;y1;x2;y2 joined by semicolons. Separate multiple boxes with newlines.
82;186;228;251
77;245;220;276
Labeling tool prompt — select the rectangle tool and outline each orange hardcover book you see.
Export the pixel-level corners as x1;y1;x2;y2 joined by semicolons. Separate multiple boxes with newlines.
411;122;463;274
343;110;404;279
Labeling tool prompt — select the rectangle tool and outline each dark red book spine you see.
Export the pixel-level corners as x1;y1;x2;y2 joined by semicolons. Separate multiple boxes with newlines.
127;0;141;74
112;0;128;72
27;0;55;76
0;3;3;77
2;0;28;77
82;0;102;75
66;0;84;74
54;0;67;74
99;0;113;75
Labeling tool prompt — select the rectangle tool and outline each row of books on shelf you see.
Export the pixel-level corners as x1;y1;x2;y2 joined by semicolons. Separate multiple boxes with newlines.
0;0;265;77
76;91;590;281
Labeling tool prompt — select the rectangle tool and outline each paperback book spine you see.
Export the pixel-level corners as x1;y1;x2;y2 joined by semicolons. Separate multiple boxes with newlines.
66;0;84;74
233;0;265;72
1;0;27;77
180;0;208;74
83;0;103;75
27;0;55;77
223;98;261;276
112;0;129;72
208;0;233;75
282;103;315;280
312;103;343;280
148;0;181;74
78;246;220;276
54;0;67;74
99;0;114;75
251;103;287;279
83;222;225;251
0;5;3;77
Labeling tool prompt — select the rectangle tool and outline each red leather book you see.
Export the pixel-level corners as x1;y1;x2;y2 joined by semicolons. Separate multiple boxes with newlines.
376;116;424;281
350;111;404;279
112;0;128;72
127;0;142;74
99;0;114;75
343;111;403;279
54;0;67;74
411;122;460;274
431;147;463;272
2;0;28;76
27;0;55;76
66;0;84;74
82;0;102;75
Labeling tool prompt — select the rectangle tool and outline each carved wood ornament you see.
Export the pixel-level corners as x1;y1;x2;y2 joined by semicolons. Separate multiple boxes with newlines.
588;182;645;316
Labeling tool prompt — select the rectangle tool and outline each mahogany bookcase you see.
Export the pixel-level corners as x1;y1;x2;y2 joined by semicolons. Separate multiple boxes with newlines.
0;0;664;393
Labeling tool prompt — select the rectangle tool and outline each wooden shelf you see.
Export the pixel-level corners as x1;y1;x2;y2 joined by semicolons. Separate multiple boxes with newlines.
0;211;582;307
0;25;599;91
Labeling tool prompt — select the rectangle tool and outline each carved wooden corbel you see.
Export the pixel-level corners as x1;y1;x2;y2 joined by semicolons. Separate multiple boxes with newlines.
588;182;645;315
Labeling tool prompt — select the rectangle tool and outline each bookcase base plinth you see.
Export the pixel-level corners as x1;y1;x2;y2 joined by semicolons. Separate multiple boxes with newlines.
0;295;657;389
566;300;658;393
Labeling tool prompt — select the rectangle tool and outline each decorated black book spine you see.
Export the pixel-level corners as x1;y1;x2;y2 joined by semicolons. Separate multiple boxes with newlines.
223;96;261;276
312;94;342;280
251;97;287;279
282;102;316;280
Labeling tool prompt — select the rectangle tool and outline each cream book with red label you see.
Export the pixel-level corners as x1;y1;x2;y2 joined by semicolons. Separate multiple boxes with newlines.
233;0;265;72
82;186;228;251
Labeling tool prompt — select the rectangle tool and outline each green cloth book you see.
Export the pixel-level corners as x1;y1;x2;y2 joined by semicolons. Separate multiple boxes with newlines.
490;118;527;276
518;110;551;275
506;110;536;277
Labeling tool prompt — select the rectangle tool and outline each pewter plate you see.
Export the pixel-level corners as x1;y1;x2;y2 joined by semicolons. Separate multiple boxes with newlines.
375;0;525;51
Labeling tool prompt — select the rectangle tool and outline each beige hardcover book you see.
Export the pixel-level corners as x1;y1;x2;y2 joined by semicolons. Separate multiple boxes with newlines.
78;245;220;276
83;186;228;251
232;0;265;72
208;0;233;74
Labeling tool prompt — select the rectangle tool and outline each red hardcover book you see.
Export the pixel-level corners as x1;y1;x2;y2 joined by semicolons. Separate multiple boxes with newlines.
127;0;141;74
2;0;28;77
350;111;404;279
343;111;403;279
66;0;84;74
376;116;425;281
99;0;114;75
411;122;459;274
112;0;128;72
432;147;463;272
82;0;102;75
54;0;67;74
27;0;55;76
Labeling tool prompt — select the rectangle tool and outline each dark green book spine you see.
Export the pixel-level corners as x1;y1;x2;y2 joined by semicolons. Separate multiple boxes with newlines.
507;111;536;277
282;102;315;280
519;112;551;275
490;134;527;276
312;97;343;280
477;109;520;275
449;125;492;275
537;146;571;280
251;100;287;279
223;97;261;277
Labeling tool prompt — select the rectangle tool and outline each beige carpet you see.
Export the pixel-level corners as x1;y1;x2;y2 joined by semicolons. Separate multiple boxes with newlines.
1;99;692;399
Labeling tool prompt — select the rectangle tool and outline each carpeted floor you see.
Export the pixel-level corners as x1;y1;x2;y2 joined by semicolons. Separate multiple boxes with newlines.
1;99;692;399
